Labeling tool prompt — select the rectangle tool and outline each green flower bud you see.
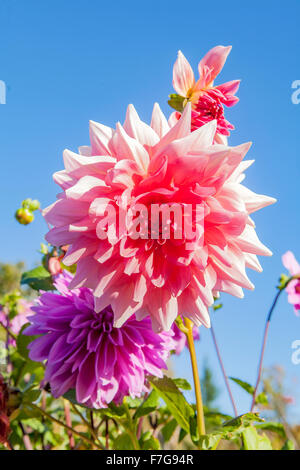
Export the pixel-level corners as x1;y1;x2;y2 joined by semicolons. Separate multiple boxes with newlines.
28;199;40;211
15;208;34;225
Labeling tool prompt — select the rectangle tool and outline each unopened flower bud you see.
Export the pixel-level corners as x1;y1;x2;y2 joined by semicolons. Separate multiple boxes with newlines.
15;208;34;225
28;199;40;211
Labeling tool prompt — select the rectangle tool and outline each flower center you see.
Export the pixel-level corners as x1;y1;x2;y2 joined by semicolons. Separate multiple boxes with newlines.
91;308;114;332
194;95;224;120
295;283;300;294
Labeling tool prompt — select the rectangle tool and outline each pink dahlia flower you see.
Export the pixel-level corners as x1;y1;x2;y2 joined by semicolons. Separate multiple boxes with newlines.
0;299;32;346
171;46;240;140
24;271;175;408
44;103;275;332
172;320;199;355
282;251;300;315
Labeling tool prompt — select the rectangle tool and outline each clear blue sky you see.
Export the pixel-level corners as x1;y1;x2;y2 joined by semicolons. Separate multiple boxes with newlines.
1;0;300;419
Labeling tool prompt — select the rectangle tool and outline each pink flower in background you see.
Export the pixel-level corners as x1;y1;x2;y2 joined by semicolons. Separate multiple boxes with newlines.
282;251;300;315
171;46;240;141
0;299;32;346
282;395;295;405
25;272;175;408
172;320;199;355
44;103;275;332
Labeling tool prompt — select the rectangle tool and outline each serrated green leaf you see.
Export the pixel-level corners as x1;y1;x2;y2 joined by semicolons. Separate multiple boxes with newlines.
148;376;194;433
21;266;54;291
134;390;159;419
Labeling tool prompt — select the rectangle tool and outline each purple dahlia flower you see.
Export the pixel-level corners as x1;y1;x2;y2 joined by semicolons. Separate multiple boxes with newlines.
24;271;175;408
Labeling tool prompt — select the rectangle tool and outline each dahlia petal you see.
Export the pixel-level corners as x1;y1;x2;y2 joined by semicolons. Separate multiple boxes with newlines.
63;149;116;178
244;253;263;273
112;123;150;173
173;50;195;96
233;183;277;214
76;353;97;402
236;225;272;256
151;102;192;160
124;104;159;147
65;175;107;201
44;198;89;226
89;120;113;156
151;103;170;138
78;145;91;156
166;120;217;160
198;45;232;88
147;289;178;332
282;251;300;275
63;239;98;265
28;334;58;362
215;80;240;103
53;170;76;190
178;289;211;328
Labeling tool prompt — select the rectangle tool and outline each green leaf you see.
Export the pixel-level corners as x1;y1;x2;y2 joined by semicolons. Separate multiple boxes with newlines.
134;390;159;419
124;396;142;409
212;303;223;311
204;411;233;421
161;419;178;442
17;323;38;359
103;402;126;419
229;378;268;405
198;432;223;450
223;413;264;429
278;274;290;290
256;392;269;405
21;266;54;291
281;439;295;450
63;389;94;410
139;431;160;450
113;432;135;450
256;422;286;439
148;376;194;433
173;378;192;391
178;428;187;443
168;94;185;113
229;377;254;394
242;426;272;450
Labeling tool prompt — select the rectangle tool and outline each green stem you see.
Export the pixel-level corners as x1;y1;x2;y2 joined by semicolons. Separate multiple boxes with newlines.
124;402;140;450
184;318;206;437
